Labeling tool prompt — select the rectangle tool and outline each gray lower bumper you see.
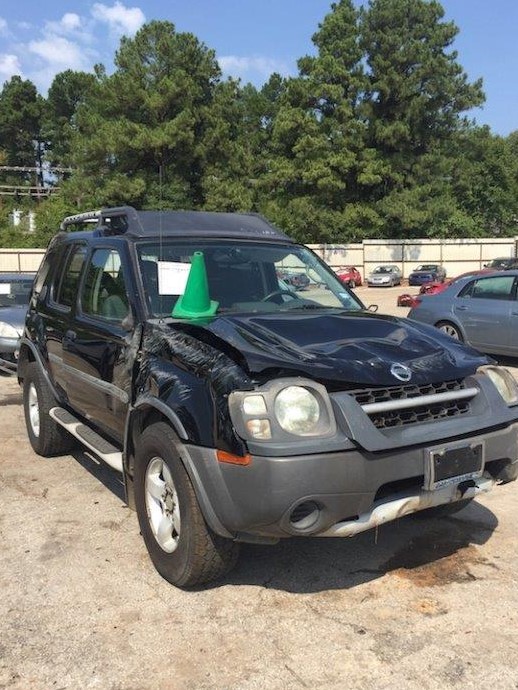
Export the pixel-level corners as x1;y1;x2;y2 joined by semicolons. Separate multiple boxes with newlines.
318;475;495;537
184;422;518;541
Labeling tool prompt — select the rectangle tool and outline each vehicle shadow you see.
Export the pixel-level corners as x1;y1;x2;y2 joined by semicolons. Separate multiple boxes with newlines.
71;448;126;502
220;500;498;593
67;447;499;594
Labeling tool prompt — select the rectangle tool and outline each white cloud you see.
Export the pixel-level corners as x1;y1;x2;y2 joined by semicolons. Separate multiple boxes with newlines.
91;2;145;36
46;13;83;35
28;35;89;70
0;54;22;80
0;17;8;36
218;55;291;81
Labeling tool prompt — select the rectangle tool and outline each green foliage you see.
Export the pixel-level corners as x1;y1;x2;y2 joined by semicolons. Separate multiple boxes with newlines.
44;70;96;167
0;76;43;169
2;2;517;248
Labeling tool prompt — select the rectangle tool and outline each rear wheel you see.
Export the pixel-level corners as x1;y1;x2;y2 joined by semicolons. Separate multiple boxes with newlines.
134;422;239;588
349;279;356;289
23;362;75;457
436;321;463;341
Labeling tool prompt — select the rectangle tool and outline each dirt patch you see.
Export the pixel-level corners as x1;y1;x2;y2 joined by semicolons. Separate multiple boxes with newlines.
383;532;499;587
411;597;449;616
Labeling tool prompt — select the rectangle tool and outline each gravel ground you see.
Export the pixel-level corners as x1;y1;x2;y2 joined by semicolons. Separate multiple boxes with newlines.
1;288;517;690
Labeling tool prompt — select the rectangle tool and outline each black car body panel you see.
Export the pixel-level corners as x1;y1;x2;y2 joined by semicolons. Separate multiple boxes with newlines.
179;311;488;387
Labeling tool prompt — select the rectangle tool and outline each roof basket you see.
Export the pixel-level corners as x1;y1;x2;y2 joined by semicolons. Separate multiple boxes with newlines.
60;206;138;235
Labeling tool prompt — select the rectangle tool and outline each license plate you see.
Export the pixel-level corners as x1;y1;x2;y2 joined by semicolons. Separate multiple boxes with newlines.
424;442;484;490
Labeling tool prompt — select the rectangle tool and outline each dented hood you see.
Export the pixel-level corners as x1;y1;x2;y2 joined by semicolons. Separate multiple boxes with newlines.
173;309;488;387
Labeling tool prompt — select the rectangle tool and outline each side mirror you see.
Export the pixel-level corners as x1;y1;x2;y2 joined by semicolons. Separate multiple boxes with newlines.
367;304;378;313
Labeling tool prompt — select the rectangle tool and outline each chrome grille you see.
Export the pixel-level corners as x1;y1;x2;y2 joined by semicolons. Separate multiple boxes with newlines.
349;379;472;429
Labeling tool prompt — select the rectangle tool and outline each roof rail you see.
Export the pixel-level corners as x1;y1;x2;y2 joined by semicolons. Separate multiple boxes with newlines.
60;206;137;233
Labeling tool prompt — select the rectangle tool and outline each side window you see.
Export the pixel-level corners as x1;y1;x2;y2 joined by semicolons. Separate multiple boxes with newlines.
81;248;129;322
461;275;516;301
54;244;87;308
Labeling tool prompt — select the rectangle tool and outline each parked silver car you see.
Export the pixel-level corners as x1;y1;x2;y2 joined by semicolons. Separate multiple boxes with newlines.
407;270;518;357
367;265;402;287
0;273;34;374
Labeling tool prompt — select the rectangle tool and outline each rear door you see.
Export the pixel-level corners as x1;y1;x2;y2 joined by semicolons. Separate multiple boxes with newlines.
44;243;88;397
455;274;517;354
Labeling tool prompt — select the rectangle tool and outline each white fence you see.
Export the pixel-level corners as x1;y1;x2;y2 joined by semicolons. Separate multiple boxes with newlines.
309;237;518;279
1;237;518;279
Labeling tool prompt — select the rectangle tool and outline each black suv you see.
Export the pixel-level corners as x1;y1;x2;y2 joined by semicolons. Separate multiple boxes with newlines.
18;207;518;587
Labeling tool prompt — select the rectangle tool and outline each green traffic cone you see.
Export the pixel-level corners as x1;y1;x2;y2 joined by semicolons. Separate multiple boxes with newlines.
172;251;219;318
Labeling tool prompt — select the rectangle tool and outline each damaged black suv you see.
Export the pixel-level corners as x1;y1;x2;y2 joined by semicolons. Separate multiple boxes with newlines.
18;207;518;587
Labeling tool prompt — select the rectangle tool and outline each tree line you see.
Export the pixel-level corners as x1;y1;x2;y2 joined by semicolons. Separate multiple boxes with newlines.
1;0;517;247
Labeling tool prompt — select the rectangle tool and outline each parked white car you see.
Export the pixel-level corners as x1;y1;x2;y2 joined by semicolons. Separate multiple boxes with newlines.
367;265;402;287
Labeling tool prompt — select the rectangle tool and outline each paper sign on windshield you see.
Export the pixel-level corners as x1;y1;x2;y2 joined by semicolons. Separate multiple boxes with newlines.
157;262;191;295
0;284;11;295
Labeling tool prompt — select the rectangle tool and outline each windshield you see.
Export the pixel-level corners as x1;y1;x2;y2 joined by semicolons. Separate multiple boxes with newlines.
0;277;33;307
416;265;437;271
136;240;364;317
373;266;393;274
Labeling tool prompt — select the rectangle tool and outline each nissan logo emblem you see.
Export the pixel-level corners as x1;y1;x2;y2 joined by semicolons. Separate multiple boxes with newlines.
390;363;412;382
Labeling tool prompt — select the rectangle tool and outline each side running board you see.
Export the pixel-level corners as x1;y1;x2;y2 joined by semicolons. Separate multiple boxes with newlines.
49;407;123;472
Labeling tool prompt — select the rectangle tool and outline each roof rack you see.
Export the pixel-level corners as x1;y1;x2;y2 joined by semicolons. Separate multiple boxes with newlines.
59;206;293;242
60;206;137;234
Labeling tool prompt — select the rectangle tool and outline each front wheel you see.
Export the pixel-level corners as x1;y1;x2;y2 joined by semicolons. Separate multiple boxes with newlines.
134;422;239;588
349;279;356;289
436;321;463;341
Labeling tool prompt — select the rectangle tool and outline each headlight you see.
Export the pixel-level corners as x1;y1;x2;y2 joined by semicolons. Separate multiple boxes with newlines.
478;365;518;405
0;322;20;339
229;378;336;442
274;386;320;435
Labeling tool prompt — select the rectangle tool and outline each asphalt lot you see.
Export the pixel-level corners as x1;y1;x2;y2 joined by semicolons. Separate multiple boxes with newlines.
1;286;518;690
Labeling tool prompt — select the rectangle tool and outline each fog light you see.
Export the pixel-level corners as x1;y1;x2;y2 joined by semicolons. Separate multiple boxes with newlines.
289;501;320;530
246;418;271;439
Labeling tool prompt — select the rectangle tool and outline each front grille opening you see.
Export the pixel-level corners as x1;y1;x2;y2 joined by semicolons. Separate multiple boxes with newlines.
371;398;471;429
374;476;424;503
350;378;465;407
349;379;472;429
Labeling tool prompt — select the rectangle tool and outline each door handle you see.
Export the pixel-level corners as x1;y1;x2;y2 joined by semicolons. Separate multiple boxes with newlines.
64;329;77;341
455;306;468;311
511;311;518;316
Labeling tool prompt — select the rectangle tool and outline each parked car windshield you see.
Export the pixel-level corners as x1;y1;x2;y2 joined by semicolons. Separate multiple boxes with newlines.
372;266;394;274
137;240;364;317
416;265;437;271
0;276;34;308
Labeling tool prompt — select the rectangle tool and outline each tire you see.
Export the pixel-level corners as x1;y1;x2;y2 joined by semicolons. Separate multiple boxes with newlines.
134;422;240;588
23;362;75;457
436;321;463;341
349;280;356;289
414;498;473;519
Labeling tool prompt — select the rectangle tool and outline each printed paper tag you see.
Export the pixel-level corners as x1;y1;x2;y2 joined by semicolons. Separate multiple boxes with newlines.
157;262;191;295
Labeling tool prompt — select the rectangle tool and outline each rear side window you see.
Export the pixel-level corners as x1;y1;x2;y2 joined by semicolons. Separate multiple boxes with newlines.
54;244;87;308
459;275;516;301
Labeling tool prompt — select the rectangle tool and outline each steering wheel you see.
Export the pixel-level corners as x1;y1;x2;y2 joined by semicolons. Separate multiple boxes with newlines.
261;289;300;303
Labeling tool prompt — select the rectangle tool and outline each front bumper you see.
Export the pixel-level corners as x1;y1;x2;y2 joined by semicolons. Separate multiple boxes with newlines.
186;422;518;542
0;336;19;375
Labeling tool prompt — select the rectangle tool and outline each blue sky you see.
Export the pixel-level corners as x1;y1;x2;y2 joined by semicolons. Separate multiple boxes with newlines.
0;0;516;135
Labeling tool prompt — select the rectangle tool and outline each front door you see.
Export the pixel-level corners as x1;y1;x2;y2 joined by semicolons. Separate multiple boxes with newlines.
62;247;133;441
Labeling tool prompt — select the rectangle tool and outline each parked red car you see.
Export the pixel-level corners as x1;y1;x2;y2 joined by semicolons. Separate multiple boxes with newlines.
397;269;495;308
420;269;496;296
334;266;362;288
